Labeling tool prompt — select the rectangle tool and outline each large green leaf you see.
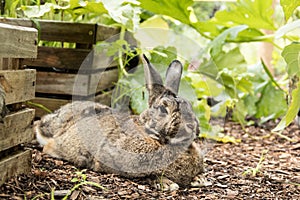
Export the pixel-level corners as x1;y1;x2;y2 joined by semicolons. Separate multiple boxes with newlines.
102;0;141;31
199;48;252;98
281;43;300;77
255;82;287;119
208;25;248;57
273;79;300;131
214;0;275;30
280;0;300;21
20;3;65;18
138;0;193;25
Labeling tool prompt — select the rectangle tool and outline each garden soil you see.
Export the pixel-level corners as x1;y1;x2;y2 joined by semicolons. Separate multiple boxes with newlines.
0;121;299;199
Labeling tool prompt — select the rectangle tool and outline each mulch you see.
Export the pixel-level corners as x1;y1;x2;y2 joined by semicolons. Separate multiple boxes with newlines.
0;120;299;199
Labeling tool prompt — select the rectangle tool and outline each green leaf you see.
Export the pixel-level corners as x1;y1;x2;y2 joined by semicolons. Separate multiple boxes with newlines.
199;125;241;144
20;3;60;18
149;46;177;66
275;20;300;39
214;0;275;30
281;42;300;77
198;48;251;98
255;82;287;119
72;1;107;16
138;0;193;25
71;178;79;183
273;79;300;132
186;72;223;98
209;25;248;57
232;98;247;125
280;0;300;21
102;0;141;31
193;99;211;134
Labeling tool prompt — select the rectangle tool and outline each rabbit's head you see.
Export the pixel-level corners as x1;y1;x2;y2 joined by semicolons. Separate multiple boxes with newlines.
141;55;199;145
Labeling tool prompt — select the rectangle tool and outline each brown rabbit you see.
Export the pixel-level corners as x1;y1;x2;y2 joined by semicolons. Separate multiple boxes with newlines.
0;75;9;122
35;55;204;187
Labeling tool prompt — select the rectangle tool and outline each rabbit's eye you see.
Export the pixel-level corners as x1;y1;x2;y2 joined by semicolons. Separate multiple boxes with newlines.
159;106;168;114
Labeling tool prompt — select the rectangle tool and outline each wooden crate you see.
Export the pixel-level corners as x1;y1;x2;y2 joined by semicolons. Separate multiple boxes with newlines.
0;18;128;118
0;22;37;186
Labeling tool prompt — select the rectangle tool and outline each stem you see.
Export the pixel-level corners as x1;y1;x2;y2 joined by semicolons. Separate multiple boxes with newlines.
62;181;107;200
261;59;285;92
118;25;128;78
26;101;52;113
271;130;296;142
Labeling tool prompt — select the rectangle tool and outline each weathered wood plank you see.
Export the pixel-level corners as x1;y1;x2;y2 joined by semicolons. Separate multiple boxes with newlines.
0;150;32;186
35;69;118;96
0;108;35;151
0;23;37;58
32;92;112;118
22;46;92;70
0;58;20;70
0;18;95;44
38;20;96;44
96;25;120;41
0;69;36;104
0;18;119;44
22;46;118;70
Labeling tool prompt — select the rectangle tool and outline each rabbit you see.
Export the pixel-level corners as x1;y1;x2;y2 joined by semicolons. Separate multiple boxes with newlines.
0;75;9;123
34;55;204;187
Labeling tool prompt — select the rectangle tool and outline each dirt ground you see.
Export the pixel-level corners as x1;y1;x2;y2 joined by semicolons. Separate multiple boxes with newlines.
0;120;299;199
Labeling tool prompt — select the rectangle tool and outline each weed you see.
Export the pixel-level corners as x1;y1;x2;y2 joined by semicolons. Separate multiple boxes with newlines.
243;150;268;177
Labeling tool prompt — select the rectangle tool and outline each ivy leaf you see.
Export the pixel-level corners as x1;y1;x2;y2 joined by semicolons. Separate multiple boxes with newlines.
255;81;287;119
273;79;300;132
138;0;193;25
281;42;300;77
280;0;300;21
214;0;275;30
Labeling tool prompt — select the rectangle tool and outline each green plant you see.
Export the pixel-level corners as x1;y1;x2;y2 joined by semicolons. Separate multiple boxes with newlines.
63;169;107;200
242;150;268;177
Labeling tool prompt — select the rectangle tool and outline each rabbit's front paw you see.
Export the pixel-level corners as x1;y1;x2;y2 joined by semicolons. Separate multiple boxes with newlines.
191;174;212;187
153;177;179;191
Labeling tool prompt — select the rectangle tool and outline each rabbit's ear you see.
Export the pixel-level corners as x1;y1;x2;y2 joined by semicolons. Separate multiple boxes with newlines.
142;54;164;105
165;60;183;95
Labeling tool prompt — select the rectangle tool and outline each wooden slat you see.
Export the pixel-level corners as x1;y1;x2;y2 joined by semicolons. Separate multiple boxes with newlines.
22;46;91;70
0;108;35;151
0;150;32;186
32;92;112;118
0;18;119;44
96;24;120;41
0;23;37;58
38;20;96;44
22;46;118;71
0;69;36;104
0;18;96;44
36;69;118;96
0;58;20;70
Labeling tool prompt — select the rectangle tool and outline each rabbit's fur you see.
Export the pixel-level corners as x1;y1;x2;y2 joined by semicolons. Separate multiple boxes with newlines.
35;55;204;186
0;75;9;123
